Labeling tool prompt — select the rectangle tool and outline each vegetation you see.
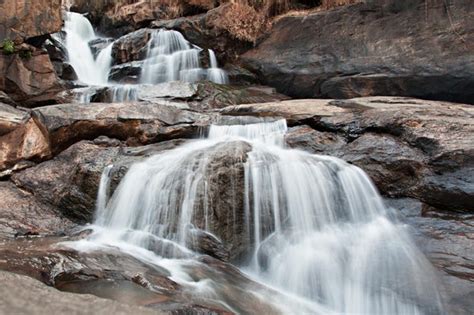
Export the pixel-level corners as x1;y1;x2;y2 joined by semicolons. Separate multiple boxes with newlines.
2;39;15;55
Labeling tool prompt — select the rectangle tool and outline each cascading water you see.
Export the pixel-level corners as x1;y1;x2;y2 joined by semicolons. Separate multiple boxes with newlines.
63;12;113;86
207;49;229;84
69;119;444;314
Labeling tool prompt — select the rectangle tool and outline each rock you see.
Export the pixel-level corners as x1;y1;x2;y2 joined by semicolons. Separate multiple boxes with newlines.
0;181;74;239
241;0;474;104
0;103;51;172
109;61;143;83
89;38;114;58
112;28;151;65
0;51;63;107
0;271;160;315
0;90;16;106
223;96;474;212
0;0;62;42
388;198;474;315
186;228;230;262
32;101;210;154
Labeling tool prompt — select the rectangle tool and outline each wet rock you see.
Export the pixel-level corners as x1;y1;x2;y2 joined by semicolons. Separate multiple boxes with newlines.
388;198;474;315
0;0;62;42
186;228;230;262
0;103;51;172
0;51;63;107
285;125;346;155
241;1;474;104
89;38;114;58
0;181;75;239
112;28;152;65
0;271;159;315
109;61;143;83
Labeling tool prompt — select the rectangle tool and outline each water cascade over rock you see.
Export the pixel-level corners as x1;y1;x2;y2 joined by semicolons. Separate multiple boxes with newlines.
70;119;444;314
61;14;228;103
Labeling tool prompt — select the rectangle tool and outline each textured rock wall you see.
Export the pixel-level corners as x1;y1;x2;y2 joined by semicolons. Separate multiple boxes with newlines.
0;0;63;42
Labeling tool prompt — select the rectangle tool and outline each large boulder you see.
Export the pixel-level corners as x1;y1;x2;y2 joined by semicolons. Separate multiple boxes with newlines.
241;0;474;104
0;0;62;42
0;51;63;106
223;97;474;212
0;103;51;173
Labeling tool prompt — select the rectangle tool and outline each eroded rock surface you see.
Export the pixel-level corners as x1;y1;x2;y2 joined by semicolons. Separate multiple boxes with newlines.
242;0;474;103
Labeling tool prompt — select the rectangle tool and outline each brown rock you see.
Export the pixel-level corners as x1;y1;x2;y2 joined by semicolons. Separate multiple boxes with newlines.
0;181;74;239
241;0;474;104
32;101;211;154
0;103;51;172
0;0;62;42
0;52;63;107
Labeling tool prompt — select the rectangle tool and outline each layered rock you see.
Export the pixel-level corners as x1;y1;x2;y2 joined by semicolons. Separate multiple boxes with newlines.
0;0;62;42
242;0;474;104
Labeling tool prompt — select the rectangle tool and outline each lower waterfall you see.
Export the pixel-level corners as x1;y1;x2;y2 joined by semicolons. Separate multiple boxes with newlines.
68;119;444;314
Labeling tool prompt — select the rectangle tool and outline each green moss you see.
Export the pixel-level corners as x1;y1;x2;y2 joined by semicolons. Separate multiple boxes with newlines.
2;39;15;55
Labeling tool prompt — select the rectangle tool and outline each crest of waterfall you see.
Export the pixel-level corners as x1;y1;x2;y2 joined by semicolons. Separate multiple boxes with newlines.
207;49;229;84
85;119;444;315
141;29;228;85
63;12;113;86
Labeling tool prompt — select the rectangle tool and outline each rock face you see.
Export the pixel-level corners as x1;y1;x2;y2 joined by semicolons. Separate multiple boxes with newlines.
223;97;474;213
0;52;63;106
0;0;63;42
241;0;474;104
0;104;51;173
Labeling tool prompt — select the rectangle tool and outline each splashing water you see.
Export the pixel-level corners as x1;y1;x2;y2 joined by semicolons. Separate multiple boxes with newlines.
68;119;444;314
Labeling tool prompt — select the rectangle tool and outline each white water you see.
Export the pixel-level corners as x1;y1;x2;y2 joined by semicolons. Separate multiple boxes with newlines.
207;49;229;84
63;12;113;86
68;119;444;314
62;14;228;103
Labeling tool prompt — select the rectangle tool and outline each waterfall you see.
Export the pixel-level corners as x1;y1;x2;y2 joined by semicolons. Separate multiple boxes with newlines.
141;29;228;85
72;119;443;314
63;12;113;86
207;49;229;84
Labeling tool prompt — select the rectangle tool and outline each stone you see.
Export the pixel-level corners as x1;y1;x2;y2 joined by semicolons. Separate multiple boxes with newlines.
31;101;210;154
0;271;160;315
0;0;62;42
0;181;75;239
388;198;474;315
0;103;51;172
0;52;63;107
241;0;474;104
112;28;151;65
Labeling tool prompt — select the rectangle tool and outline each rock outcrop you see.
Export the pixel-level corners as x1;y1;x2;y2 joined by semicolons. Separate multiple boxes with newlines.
0;51;63;107
0;0;63;42
242;0;474;104
0;104;50;173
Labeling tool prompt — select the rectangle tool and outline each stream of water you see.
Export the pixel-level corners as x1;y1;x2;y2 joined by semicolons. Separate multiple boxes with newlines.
68;120;444;314
61;12;228;103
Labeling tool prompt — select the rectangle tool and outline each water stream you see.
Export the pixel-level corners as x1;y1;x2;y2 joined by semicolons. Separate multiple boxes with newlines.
68;120;444;314
61;12;228;103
